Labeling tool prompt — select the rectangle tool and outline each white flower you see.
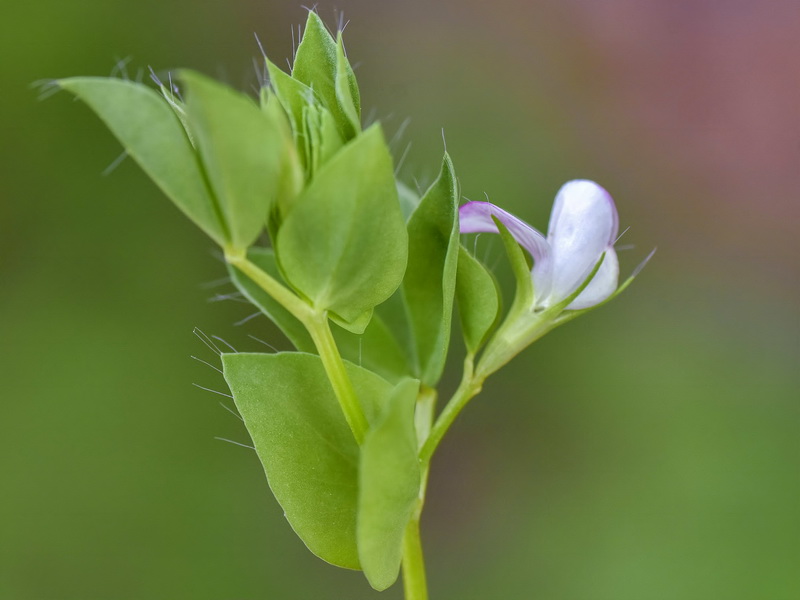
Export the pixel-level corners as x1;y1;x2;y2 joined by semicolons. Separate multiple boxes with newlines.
459;180;619;310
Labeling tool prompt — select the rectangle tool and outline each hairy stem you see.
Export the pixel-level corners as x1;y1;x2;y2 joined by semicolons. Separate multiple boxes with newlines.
225;251;368;444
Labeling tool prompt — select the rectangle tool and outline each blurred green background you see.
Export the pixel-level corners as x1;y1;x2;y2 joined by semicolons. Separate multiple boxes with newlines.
2;1;798;598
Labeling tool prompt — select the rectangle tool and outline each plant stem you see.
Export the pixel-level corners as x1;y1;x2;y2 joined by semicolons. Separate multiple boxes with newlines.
224;251;311;323
225;251;368;444
401;516;428;600
418;356;484;466
305;311;369;444
399;384;438;600
414;386;437;450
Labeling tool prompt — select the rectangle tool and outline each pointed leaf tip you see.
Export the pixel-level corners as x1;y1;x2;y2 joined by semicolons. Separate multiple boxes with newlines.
335;31;361;133
293;10;357;140
58;76;226;245
403;152;460;385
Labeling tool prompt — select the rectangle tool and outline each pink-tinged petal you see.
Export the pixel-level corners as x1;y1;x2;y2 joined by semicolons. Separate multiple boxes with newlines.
460;201;549;261
459;201;552;298
565;247;619;309
546;180;619;302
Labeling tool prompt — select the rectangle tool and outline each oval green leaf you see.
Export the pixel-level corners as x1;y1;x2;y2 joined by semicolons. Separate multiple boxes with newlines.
265;59;314;143
222;352;390;570
181;70;285;250
403;153;460;385
292;11;358;140
260;88;304;224
276;124;408;326
358;379;421;590
58;77;226;245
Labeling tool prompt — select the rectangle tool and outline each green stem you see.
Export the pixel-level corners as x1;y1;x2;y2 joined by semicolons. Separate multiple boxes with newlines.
418;356;484;466
224;251;311;323
414;386;437;451
401;385;436;600
224;251;368;444
305;311;369;444
401;516;428;600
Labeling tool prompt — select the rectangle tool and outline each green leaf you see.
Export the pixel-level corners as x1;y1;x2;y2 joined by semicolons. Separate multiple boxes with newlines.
349;288;417;379
303;102;344;178
292;12;357;140
260;88;304;225
375;289;414;359
403;153;460;385
330;307;373;336
154;83;194;144
227;247;314;352
493;216;534;314
333;312;413;383
335;32;361;133
276;125;408;326
358;379;421;590
292;12;337;96
222;352;391;570
181;70;284;250
456;246;502;354
58;77;225;245
265;59;314;142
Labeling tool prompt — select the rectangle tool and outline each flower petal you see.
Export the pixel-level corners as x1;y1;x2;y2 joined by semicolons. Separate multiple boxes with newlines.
566;247;619;309
459;201;552;298
546;180;619;302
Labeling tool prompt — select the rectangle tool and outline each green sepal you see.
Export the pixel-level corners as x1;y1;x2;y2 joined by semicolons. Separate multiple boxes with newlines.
181;70;284;250
403;153;460;385
493;215;534;314
276;124;408;326
226;247;314;353
221;352;391;570
58;77;226;245
456;246;502;354
357;379;421;590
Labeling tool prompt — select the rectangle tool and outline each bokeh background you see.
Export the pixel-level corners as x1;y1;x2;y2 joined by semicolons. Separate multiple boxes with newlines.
2;1;798;598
